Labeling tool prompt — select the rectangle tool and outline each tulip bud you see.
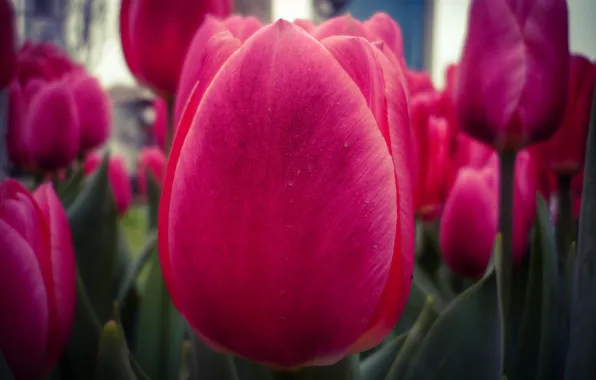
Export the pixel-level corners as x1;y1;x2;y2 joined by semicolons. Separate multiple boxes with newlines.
159;21;414;367
440;151;536;278
119;0;233;98
70;73;112;153
137;147;165;197
84;153;132;216
531;55;596;176
27;80;81;171
0;0;16;88
0;180;76;379
456;0;570;151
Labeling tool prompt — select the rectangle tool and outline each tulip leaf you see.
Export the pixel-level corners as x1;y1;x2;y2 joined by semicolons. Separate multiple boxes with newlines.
402;269;502;380
147;171;161;230
115;231;157;306
57;165;85;208
189;332;238;380
509;196;558;380
0;351;14;380
565;85;596;379
272;355;359;380
234;358;273;380
95;321;138;380
67;152;119;321
360;333;407;380
134;247;184;380
390;275;440;340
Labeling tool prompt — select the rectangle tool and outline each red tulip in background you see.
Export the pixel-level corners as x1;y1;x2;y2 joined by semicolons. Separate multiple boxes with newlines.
84;153;132;216
440;151;537;278
69;73;112;154
137;147;166;197
6;42;111;171
120;0;233;98
0;0;16;88
532;55;596;176
406;70;434;97
159;21;414;367
0;180;76;379
174;15;262;124
456;0;570;151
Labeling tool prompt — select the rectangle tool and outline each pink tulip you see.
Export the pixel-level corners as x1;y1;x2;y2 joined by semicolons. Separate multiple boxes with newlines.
531;55;596;176
406;70;435;96
137;147;166;197
26;80;81;171
0;180;76;379
119;0;232;98
84;153;132;216
16;42;79;85
69;73;112;153
159;21;414;367
440;151;537;278
456;0;569;151
293;19;316;34
0;0;16;88
174;15;261;124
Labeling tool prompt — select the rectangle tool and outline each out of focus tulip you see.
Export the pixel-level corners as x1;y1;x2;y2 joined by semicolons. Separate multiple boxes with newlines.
84;153;132;216
440;151;537;278
312;13;403;59
16;42;79;85
0;180;76;379
406;70;434;96
151;97;167;150
26;80;80;171
69;73;112;153
159;21;414;367
0;0;16;88
456;0;569;151
174;15;261;123
531;55;596;176
137;147;166;197
120;0;232;98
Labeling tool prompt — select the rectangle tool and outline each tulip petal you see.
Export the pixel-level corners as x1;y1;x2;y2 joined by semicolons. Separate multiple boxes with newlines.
33;184;77;369
166;21;396;367
119;0;139;76
0;180;51;378
293;19;316;34
224;15;262;42
312;14;374;41
364;12;403;58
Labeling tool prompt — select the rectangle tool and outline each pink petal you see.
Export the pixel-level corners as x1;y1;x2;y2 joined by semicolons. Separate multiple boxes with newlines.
293;19;316;34
137;147;166;197
165;20;396;367
312;14;374;41
364;12;403;58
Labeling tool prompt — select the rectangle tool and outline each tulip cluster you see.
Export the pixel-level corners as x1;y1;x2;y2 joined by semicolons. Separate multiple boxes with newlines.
2;0;596;379
5;42;112;173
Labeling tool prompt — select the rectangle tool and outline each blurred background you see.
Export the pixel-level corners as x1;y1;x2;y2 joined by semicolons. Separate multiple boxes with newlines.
8;0;596;168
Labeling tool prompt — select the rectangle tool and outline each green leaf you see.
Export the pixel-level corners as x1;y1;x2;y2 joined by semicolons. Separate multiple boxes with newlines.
273;355;359;380
189;332;238;380
390;277;440;339
57;165;85;208
565;85;596;379
509;196;558;380
59;272;102;379
0;351;14;380
116;231;157;306
360;333;407;380
95;321;138;380
67;152;119;321
385;297;438;380
402;270;502;380
234;358;273;380
147;171;161;230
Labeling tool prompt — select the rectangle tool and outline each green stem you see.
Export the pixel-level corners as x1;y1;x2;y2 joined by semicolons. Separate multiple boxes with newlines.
497;149;517;371
165;97;175;156
556;174;573;267
385;296;437;380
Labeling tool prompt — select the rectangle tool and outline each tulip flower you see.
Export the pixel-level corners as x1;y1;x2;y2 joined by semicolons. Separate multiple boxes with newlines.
293;19;316;34
440;151;537;278
120;0;232;98
159;21;414;367
16;42;79;85
456;0;569;151
137;147;166;197
174;15;261;124
26;80;81;171
0;180;76;379
0;0;16;88
151;97;167;150
84;153;132;216
531;55;596;176
69;73;112;154
312;13;403;59
406;70;434;96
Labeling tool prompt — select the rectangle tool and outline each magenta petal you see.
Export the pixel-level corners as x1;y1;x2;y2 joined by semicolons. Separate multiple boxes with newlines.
312;14;374;41
167;21;396;367
293;19;316;34
0;180;50;379
364;12;403;58
174;15;228;123
33;184;76;369
71;74;112;153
